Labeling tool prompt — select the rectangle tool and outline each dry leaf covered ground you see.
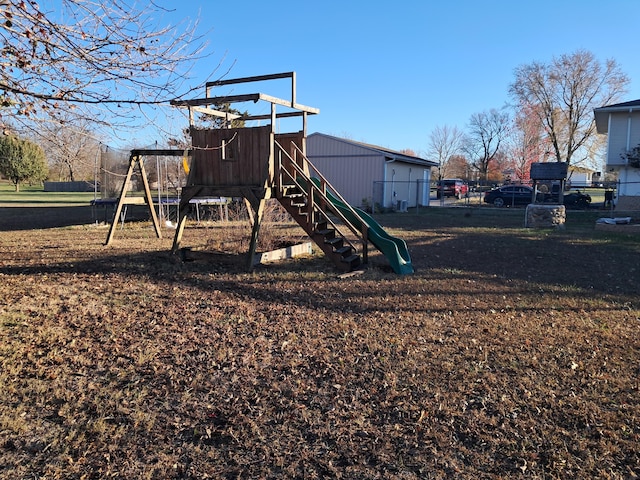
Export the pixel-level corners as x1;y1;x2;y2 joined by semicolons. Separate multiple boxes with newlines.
0;205;639;479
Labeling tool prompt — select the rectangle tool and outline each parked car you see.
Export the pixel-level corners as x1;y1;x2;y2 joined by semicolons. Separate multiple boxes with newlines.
485;184;592;208
541;184;592;208
436;179;469;199
484;185;537;207
559;189;592;209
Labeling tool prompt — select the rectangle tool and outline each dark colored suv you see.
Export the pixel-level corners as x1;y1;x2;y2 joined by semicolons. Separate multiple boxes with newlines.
484;185;536;207
436;179;469;199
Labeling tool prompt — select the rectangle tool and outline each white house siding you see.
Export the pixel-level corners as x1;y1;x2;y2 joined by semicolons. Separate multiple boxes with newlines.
607;112;640;205
630;112;640;152
607;114;629;165
616;168;640;209
595;105;640;208
606;111;640;165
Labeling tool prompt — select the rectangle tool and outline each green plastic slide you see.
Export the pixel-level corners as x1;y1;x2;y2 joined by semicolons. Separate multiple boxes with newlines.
311;178;414;275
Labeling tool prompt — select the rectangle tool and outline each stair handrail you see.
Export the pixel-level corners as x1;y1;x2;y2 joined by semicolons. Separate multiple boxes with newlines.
274;140;369;255
275;142;356;236
290;142;364;220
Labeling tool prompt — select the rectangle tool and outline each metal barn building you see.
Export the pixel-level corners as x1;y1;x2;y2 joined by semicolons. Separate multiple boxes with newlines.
306;133;437;210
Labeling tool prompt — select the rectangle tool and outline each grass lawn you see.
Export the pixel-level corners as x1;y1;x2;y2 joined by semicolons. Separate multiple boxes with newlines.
0;181;97;205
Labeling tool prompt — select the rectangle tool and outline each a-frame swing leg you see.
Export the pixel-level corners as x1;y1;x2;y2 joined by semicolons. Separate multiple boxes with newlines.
139;157;162;239
246;197;267;271
105;154;161;245
105;155;136;245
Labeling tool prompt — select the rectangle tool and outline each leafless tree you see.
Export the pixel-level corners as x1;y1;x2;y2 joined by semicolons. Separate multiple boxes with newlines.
505;103;547;181
38;117;100;181
427;125;464;180
509;49;629;167
464;109;510;180
446;154;471;179
0;0;211;135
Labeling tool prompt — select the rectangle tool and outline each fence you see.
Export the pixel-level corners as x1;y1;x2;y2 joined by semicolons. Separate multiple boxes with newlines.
44;181;96;192
100;146;131;199
371;180;430;212
370;179;639;213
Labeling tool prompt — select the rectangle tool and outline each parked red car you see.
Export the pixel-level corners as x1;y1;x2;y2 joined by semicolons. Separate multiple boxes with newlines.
436;179;469;199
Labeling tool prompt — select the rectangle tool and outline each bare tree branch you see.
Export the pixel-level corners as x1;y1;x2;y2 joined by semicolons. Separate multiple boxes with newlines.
427;125;464;180
0;0;215;134
464;109;510;180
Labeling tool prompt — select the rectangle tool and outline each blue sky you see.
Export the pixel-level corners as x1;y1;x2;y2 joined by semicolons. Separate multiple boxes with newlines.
147;0;640;158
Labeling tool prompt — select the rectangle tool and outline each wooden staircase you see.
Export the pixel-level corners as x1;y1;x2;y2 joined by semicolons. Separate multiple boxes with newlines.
278;185;361;272
274;142;368;272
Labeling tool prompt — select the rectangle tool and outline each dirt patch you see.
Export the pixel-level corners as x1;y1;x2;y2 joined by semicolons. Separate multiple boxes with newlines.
0;208;639;478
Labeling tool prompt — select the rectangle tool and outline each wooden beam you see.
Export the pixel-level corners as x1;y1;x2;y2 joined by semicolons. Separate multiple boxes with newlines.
173;106;312;121
243;198;255;225
118;197;146;205
189;105;242;119
171;186;202;254
206;72;294;89
105;156;136;245
291;71;296;106
247;111;312;121
258;93;320;114
253;242;312;266
130;149;192;157
171;94;261;107
171;93;319;115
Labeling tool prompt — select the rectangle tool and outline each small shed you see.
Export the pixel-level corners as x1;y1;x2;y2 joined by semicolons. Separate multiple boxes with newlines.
306;133;437;209
568;165;595;187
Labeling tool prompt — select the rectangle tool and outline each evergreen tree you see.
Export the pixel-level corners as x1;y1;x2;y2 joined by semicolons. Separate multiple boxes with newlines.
0;135;48;191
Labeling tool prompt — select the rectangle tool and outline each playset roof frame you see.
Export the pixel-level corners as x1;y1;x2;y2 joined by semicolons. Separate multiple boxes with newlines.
170;71;319;125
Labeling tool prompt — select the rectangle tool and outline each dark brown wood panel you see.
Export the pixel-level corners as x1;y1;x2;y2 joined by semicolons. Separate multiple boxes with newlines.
188;126;272;188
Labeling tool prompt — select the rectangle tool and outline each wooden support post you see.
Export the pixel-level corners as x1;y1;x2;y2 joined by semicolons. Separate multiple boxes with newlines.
361;224;369;265
105;156;136;245
247;198;267;271
244;198;255;224
171;214;189;254
171;186;201;254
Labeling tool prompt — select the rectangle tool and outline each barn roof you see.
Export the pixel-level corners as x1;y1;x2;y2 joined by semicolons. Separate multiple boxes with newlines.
308;133;437;167
594;99;640;133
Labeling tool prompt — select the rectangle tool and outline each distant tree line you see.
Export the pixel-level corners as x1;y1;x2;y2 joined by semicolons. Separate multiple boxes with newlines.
426;50;629;184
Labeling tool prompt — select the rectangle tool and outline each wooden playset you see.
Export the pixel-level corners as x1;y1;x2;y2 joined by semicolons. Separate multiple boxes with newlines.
104;72;413;274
